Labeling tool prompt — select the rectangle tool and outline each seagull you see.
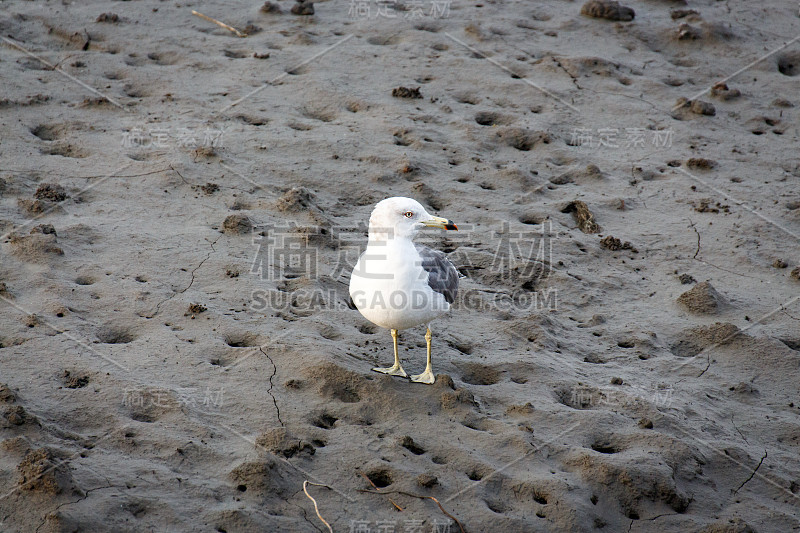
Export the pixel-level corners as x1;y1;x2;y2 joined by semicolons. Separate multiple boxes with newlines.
349;197;459;384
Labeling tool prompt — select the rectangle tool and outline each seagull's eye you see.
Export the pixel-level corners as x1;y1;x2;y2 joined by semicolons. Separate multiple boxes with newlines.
403;211;414;218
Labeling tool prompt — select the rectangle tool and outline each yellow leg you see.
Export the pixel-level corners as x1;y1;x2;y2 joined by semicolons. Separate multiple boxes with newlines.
411;327;435;384
372;329;408;378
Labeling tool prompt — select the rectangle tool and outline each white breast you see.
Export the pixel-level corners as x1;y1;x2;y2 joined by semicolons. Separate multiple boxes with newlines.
349;239;451;330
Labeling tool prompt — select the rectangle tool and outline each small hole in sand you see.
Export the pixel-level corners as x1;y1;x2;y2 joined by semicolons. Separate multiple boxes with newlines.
520;213;546;225
591;440;619;454
475;111;502;126
97;326;135;344
75;276;95;286
366;469;392;488
461;418;489;431
486;500;509;513
224;333;258;348
358;324;377;334
459;363;500;385
777;52;800;76
285;379;303;389
779;338;800;351
400;436;426;455
311;413;338;429
31;124;65;141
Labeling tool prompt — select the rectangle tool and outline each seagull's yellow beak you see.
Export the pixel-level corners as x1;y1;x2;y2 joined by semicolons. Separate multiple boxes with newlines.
421;216;458;231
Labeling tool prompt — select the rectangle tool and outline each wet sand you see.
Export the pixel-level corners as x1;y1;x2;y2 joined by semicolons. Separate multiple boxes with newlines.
1;0;800;531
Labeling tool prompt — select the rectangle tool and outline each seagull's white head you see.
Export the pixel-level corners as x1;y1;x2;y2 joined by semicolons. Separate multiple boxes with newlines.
368;197;457;241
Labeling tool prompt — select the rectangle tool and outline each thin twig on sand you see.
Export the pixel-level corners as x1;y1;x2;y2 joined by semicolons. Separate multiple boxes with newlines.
358;488;466;533
191;10;247;38
303;481;333;533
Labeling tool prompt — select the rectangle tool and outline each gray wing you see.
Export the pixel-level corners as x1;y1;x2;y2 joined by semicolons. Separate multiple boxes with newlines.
415;244;459;305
